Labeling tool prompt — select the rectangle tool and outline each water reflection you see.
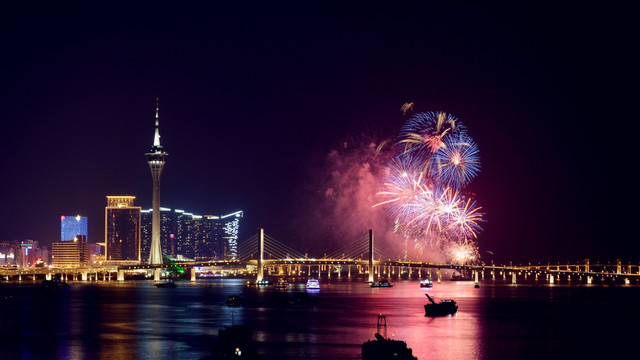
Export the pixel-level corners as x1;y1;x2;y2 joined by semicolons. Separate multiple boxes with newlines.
8;278;640;359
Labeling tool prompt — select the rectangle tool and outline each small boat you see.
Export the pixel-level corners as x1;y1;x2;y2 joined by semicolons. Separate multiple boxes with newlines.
275;278;289;290
42;279;68;288
155;281;177;288
370;280;394;288
362;333;418;360
424;293;458;316
363;316;417;360
207;325;258;359
306;278;320;290
419;279;433;288
450;272;473;281
256;279;272;286
226;294;243;307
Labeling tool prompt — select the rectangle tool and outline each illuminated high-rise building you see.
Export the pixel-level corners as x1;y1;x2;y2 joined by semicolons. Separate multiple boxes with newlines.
105;196;141;262
139;208;242;261
220;211;242;259
146;99;168;265
60;215;88;241
51;236;86;267
141;207;174;261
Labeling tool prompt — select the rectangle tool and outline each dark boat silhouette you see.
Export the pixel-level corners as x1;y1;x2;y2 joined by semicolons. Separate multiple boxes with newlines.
226;294;243;307
42;279;68;288
155;281;176;288
424;293;458;316
362;333;417;360
450;272;473;281
370;280;394;288
203;325;259;360
274;278;289;289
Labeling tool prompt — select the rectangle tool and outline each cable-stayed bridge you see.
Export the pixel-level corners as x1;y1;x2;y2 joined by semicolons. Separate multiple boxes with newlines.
2;228;640;285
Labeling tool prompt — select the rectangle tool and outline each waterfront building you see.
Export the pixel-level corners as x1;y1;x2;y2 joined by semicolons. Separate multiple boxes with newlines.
60;215;88;241
141;207;174;261
0;242;16;265
145;100;168;265
104;196;141;263
140;209;242;261
219;211;242;260
86;243;103;265
15;239;47;267
51;236;86;267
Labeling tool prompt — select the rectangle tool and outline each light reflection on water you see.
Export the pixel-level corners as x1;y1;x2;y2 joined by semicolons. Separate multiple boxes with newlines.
2;278;640;359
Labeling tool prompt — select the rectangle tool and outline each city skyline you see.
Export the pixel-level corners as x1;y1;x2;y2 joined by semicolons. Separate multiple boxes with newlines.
0;3;634;265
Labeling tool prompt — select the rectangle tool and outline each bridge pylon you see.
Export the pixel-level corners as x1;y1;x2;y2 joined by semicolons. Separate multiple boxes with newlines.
368;229;374;282
257;228;264;282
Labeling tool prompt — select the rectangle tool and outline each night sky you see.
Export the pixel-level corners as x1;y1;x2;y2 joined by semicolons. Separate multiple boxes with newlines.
1;2;635;265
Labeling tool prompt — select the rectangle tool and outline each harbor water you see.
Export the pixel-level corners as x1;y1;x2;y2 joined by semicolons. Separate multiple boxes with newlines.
1;278;639;359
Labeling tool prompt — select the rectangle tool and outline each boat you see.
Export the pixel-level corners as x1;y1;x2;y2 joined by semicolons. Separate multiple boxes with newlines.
370;280;394;288
306;278;320;290
362;315;417;359
155;281;177;288
256;279;272;286
362;332;418;360
424;293;458;316
42;279;68;288
419;279;433;288
450;272;473;281
204;325;258;360
226;294;243;307
275;278;289;290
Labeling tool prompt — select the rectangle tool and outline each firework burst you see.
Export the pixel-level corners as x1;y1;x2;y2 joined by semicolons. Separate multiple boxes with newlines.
375;110;485;264
434;132;481;189
397;111;465;156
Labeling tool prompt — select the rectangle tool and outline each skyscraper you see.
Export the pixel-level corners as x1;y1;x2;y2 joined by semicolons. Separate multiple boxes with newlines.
146;99;168;265
60;215;88;241
141;207;174;261
139;208;242;261
104;196;141;262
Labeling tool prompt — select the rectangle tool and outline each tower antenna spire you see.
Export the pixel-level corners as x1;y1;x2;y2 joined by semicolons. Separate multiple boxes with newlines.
153;98;161;148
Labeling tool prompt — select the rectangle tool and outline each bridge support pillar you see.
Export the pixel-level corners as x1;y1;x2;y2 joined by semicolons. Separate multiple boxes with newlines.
511;272;516;284
437;269;441;283
82;272;88;281
117;270;124;281
18;274;22;281
191;267;196;281
475;270;479;284
154;268;161;281
617;259;622;274
549;274;555;284
587;276;592;284
46;273;52;281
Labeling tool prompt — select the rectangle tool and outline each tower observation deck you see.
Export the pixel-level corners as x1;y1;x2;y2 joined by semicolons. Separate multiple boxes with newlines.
145;99;168;265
